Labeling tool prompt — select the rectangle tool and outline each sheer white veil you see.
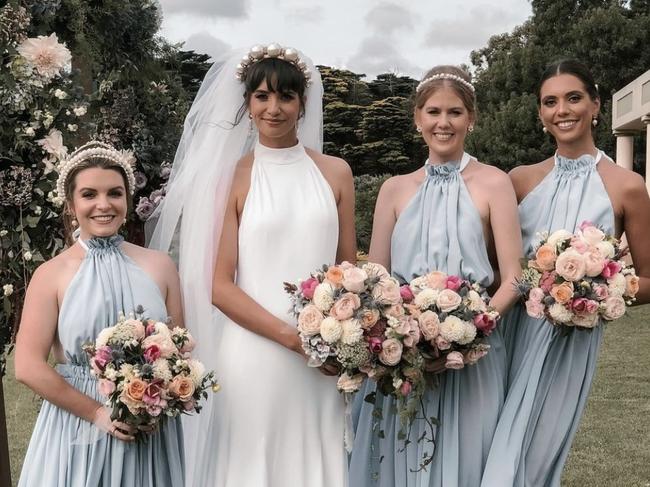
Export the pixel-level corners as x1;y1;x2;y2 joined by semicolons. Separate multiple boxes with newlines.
147;46;323;485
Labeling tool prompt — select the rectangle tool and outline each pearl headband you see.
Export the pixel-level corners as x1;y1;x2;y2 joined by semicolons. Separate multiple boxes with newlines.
235;43;312;86
56;141;137;197
416;73;475;93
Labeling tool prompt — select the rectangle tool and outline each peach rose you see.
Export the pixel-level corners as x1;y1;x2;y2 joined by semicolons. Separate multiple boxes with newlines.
378;338;403;366
168;375;195;401
418;310;441;341
550;282;574;304
325;266;344;287
425;271;448;290
535;244;557;271
360;308;380;329
554;250;586;281
602;296;626;320
445;351;465;370
330;292;361;320
625;274;640;297
584;248;605;277
436;289;462;313
124;378;147;402
372;278;402;305
342;267;368;293
298;304;324;336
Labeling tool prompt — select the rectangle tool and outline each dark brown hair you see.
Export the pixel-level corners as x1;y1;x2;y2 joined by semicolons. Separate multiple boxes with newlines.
537;59;599;103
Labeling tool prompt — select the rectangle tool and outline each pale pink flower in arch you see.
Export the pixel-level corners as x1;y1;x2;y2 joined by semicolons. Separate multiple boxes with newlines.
17;33;71;79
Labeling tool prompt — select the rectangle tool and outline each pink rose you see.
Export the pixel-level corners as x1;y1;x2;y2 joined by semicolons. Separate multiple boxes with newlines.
97;379;116;396
579;220;595;231
569;237;589;254
581;225;606;245
571;298;599;316
436;289;462;312
330;293;361;320
372;279;402;305
390;317;411;336
525;299;545;319
602;296;626;320
418;310;441;341
385;304;405;319
378;338;403;366
593;284;609;300
342;267;368;293
403;319;421;348
529;287;546;303
339;261;356;271
555;250;586;281
435;335;451;351
602;261;622;279
400;285;415;303
298;304;324;336
368;337;383;354
584;249;605;277
142;334;177;359
143;344;161;363
473;313;497;335
425;271;448;290
400;381;412;396
145;322;156;336
445;351;465;370
123;318;146;341
93;346;113;370
300;277;319;300
143;379;166;406
539;271;557;292
445;275;463;291
464;347;489;365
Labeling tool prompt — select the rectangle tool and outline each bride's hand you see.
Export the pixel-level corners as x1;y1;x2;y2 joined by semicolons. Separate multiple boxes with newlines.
318;361;340;376
92;406;136;442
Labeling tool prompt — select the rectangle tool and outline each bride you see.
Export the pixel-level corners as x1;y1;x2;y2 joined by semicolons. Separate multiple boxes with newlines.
149;43;356;487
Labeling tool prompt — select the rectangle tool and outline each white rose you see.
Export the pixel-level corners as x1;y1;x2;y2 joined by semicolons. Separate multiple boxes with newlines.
414;288;439;310
439;316;469;343
313;282;336;311
548;303;573;323
595;241;615;259
320;317;343;343
409;275;429;291
607;273;626;297
547;229;573;248
3;284;14;297
466;290;487;312
337;373;365;393
154;321;172;337
340;319;363;345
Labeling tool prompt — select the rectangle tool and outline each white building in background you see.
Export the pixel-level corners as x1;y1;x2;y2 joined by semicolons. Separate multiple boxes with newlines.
612;69;650;191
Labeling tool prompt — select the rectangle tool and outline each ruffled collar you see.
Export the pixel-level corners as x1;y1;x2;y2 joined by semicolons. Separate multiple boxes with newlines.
554;150;603;175
77;234;124;251
424;152;471;179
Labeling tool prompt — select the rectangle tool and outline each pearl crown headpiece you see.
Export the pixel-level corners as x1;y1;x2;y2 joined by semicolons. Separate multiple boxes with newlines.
56;141;137;197
235;43;312;87
416;73;475;93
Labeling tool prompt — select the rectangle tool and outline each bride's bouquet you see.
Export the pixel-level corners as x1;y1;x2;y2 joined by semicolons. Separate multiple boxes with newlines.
285;262;426;405
84;310;218;429
402;271;499;370
518;221;638;329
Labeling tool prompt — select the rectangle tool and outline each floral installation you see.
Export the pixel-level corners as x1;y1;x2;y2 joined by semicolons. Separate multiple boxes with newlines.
83;309;218;433
517;221;638;329
402;271;499;371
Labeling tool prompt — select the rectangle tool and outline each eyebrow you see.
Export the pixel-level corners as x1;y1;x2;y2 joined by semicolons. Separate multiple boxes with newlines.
78;186;125;191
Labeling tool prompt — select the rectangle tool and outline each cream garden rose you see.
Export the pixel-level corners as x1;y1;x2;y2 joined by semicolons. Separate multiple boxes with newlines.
297;304;324;336
342;267;368;293
418;310;440;341
554;249;586;281
436;289;462;313
378;338;403;366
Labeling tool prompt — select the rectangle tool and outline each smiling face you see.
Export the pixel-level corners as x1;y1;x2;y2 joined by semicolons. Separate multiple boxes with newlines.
539;73;600;152
248;79;302;148
415;83;474;163
68;167;128;239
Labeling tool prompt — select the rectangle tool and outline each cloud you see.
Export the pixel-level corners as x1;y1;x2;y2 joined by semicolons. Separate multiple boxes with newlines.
287;6;325;23
183;32;231;60
348;37;421;78
159;0;249;18
365;1;415;35
424;5;522;48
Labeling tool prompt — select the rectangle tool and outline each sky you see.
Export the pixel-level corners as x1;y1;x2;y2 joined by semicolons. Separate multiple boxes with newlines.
159;0;533;80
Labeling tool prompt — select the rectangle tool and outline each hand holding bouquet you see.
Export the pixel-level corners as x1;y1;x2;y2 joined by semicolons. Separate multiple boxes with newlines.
84;311;218;432
518;221;638;329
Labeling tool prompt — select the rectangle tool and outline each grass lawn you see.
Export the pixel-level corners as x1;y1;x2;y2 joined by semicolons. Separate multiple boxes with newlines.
2;306;650;486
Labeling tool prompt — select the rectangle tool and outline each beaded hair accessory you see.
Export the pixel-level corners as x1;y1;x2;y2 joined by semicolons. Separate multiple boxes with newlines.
235;43;312;86
56;141;137;197
416;73;475;93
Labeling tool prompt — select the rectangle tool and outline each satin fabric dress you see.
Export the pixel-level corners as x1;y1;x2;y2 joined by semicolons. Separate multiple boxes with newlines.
481;152;614;487
204;142;348;487
18;236;184;487
349;154;508;487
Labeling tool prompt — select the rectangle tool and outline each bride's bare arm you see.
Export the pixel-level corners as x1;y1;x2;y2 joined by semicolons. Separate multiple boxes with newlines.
211;167;302;354
334;161;357;264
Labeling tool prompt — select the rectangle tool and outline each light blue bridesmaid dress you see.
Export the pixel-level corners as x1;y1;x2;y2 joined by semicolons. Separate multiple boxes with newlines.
349;154;508;487
481;152;614;487
18;236;185;487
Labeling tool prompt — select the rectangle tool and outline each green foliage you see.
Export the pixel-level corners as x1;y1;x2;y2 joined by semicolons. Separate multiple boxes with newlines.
354;174;391;253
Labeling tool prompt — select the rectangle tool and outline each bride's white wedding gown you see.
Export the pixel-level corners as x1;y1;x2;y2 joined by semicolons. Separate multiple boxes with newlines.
207;141;347;487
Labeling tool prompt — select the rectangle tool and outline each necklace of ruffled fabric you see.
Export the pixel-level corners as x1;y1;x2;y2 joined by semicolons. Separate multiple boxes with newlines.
77;234;125;253
424;151;471;180
553;150;604;177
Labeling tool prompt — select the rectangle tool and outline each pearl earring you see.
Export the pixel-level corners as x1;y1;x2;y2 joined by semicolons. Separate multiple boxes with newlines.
71;218;78;227
592;117;598;127
542;126;548;133
416;126;422;133
468;125;474;133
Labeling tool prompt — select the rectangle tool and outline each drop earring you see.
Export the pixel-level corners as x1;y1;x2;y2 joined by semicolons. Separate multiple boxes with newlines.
248;113;254;135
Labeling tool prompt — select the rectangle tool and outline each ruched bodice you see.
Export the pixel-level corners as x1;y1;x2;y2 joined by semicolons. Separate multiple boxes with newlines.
18;236;184;487
391;154;493;287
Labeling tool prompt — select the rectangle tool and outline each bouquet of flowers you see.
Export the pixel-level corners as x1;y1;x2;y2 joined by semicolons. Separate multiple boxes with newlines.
518;221;638;329
401;271;499;370
84;311;217;429
285;261;426;405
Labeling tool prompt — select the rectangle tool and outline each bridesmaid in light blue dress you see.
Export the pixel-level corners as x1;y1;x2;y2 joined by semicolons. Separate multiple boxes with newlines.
482;60;650;487
349;65;523;487
15;142;185;486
